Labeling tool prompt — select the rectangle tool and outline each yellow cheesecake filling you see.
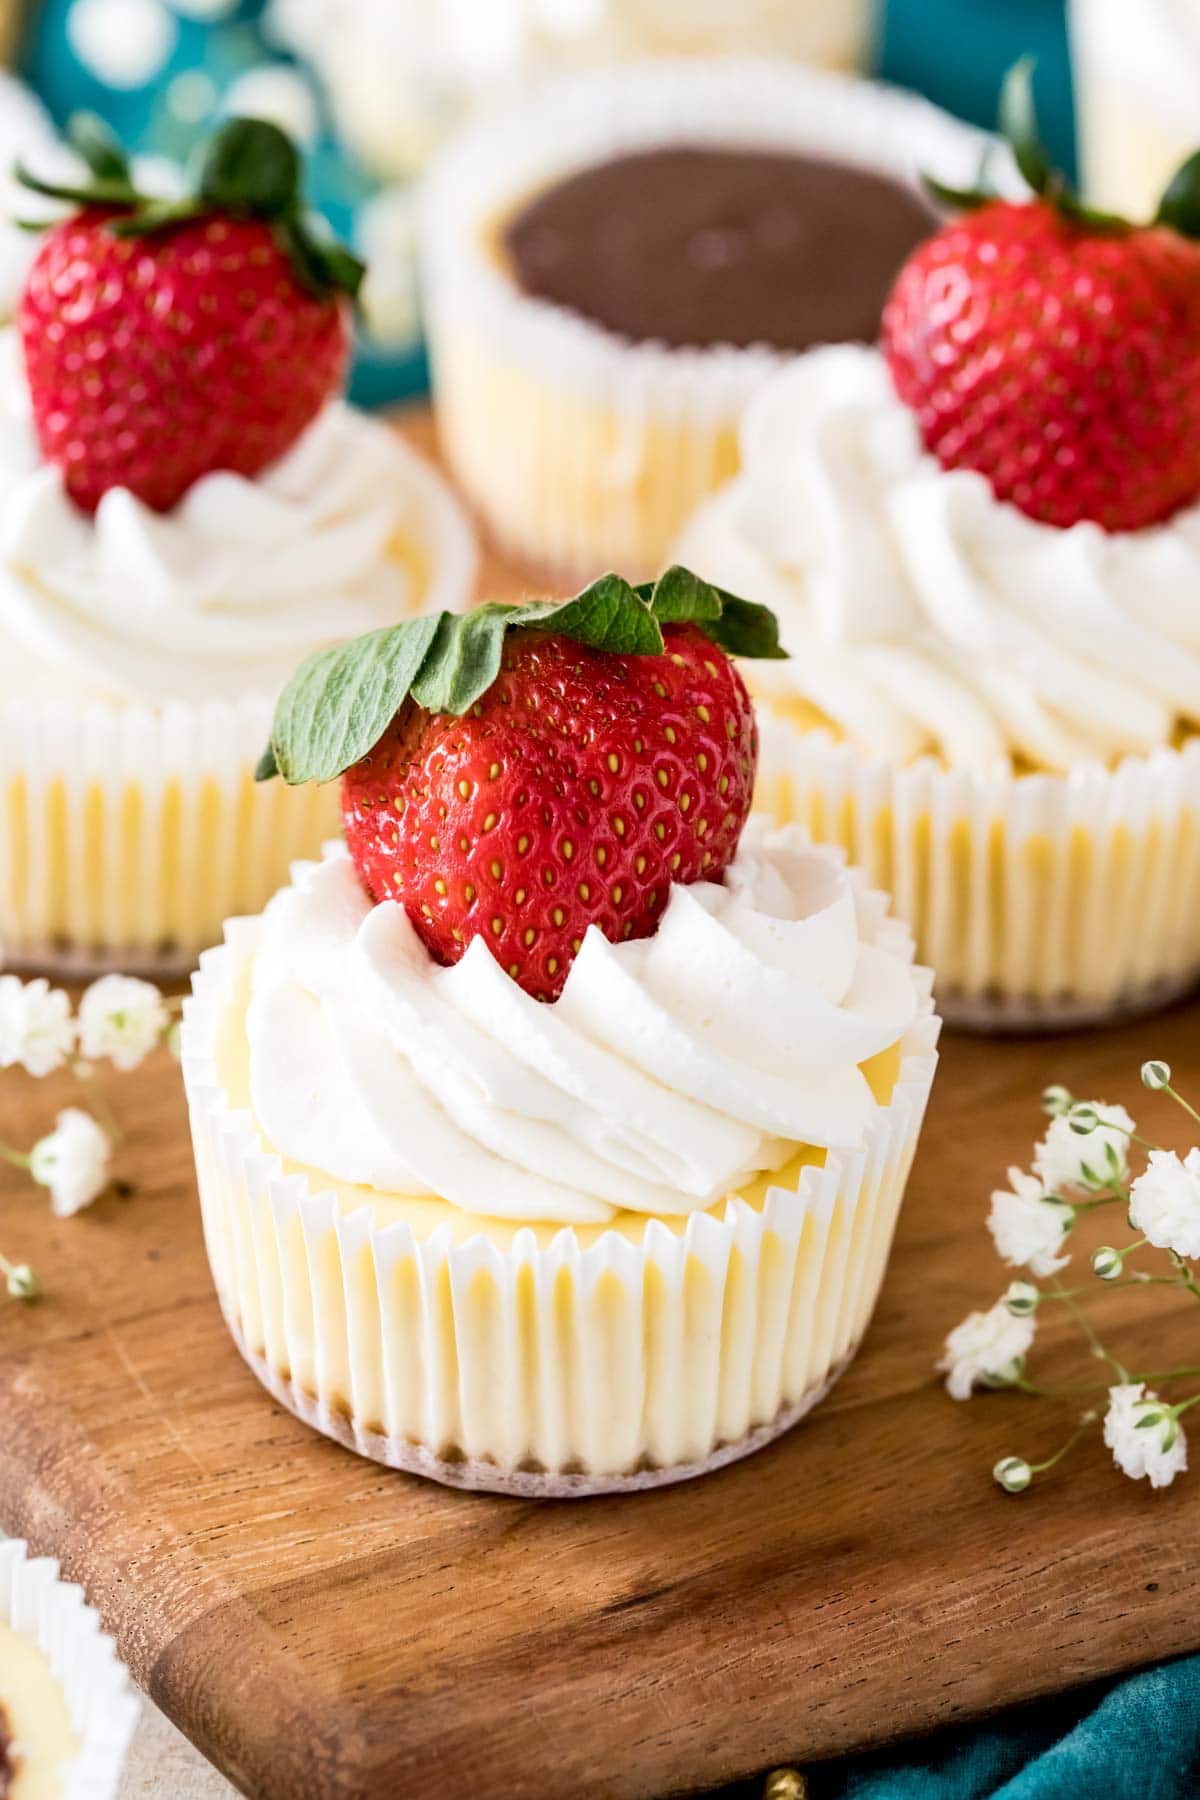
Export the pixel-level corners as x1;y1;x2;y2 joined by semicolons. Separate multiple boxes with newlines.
0;1623;79;1800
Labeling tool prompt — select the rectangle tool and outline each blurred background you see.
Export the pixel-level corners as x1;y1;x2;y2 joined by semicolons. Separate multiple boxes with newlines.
0;1;1093;406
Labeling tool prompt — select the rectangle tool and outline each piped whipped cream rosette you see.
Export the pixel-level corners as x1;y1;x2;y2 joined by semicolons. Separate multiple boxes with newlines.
182;568;939;1493
0;113;475;974
677;64;1200;1029
0;1538;139;1799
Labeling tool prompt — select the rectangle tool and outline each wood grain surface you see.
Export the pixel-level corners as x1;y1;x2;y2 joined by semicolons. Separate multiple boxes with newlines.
1;417;1199;1800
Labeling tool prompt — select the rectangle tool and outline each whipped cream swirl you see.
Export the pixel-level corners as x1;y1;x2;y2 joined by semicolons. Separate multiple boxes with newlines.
0;331;475;705
678;344;1200;773
246;822;921;1226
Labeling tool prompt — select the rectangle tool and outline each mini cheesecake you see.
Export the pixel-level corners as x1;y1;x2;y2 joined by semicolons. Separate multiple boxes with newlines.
421;58;995;576
0;1621;79;1799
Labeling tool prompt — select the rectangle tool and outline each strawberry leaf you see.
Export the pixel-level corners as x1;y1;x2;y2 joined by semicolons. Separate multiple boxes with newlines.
998;57;1052;198
644;564;722;626
67;112;131;186
267;618;441;786
410;607;516;714
198;117;300;217
1157;150;1200;240
700;595;787;659
509;573;666;654
257;568;784;785
645;565;786;658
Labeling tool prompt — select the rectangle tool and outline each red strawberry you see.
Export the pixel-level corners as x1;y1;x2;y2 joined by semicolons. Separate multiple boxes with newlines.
341;623;758;1001
882;60;1200;533
15;113;362;515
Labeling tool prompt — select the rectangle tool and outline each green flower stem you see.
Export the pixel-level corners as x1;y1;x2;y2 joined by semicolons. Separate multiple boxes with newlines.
1029;1411;1101;1476
0;1141;30;1171
1048;1280;1129;1382
1015;1376;1108;1399
1171;1262;1200;1304
1069;1193;1128;1212
1158;1080;1200;1132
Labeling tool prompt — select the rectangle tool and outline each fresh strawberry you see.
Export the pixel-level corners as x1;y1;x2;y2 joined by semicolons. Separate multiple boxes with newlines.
882;60;1200;533
14;113;362;515
341;622;758;1001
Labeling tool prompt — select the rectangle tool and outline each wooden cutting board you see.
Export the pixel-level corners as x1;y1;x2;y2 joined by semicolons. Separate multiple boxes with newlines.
2;417;1200;1800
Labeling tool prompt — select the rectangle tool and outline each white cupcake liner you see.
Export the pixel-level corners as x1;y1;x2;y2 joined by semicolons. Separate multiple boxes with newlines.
180;878;940;1496
756;714;1200;1031
0;1538;138;1800
420;57;1001;579
0;693;340;977
0;437;478;977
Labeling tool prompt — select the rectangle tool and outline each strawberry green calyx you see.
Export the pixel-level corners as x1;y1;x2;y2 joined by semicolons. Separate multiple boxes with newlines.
256;565;785;786
924;56;1187;236
16;111;363;301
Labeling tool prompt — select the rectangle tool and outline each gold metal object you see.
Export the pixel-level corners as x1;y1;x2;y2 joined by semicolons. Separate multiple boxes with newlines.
764;1770;809;1800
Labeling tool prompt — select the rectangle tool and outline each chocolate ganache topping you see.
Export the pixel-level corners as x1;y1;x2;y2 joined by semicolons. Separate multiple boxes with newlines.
503;144;936;351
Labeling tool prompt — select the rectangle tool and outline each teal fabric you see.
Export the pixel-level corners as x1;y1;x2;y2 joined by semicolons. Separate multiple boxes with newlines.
880;0;1076;176
712;1654;1199;1797
809;1652;1200;1797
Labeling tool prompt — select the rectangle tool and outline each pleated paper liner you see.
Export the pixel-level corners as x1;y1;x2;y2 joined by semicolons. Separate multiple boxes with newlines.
756;713;1200;1031
0;693;340;976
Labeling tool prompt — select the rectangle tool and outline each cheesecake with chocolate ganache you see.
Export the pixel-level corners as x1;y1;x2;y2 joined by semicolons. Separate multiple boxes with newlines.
421;58;997;576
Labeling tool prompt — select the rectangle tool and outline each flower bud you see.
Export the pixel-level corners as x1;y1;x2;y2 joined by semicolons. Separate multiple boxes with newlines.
993;1456;1032;1494
1141;1060;1171;1091
6;1263;38;1300
1042;1084;1073;1117
1069;1105;1100;1134
1092;1245;1123;1280
1004;1279;1040;1316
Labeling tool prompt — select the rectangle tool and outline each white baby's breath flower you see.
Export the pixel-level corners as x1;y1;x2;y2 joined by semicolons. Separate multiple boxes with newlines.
939;1301;1035;1401
988;1166;1072;1276
1103;1383;1188;1489
77;973;168;1072
29;1108;111;1217
1129;1149;1200;1261
1034;1103;1134;1193
0;975;75;1076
